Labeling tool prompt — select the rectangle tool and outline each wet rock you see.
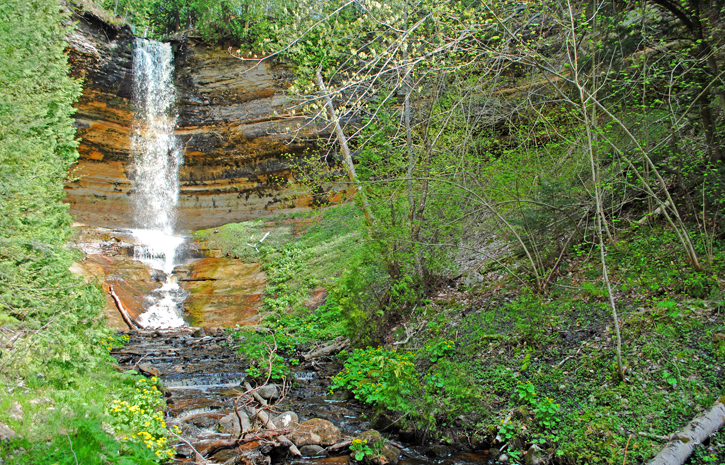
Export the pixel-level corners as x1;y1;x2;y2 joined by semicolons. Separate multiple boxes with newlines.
357;430;400;465
300;445;327;457
177;258;266;327
298;418;341;446
287;429;322;447
223;448;271;465
424;445;451;457
273;411;298;428
498;454;510;463
191;415;219;428
137;363;161;377
65;20;333;232
220;411;252;436
0;422;18;440
192;328;206;337
7;402;23;423
257;384;279;400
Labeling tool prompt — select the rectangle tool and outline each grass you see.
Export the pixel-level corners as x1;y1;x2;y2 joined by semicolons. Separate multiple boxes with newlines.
196;204;367;345
0;338;172;464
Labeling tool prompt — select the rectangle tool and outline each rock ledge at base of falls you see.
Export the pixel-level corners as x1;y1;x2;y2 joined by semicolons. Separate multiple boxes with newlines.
64;12;340;232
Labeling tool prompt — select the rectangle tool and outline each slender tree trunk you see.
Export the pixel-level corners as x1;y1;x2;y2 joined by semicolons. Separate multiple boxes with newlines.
402;1;424;281
570;0;624;380
315;69;376;229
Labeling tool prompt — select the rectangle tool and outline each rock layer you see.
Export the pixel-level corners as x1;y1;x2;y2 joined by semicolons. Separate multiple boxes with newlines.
64;13;335;232
176;257;266;327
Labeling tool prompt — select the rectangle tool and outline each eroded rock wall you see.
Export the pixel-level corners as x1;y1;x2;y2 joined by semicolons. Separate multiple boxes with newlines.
64;14;329;231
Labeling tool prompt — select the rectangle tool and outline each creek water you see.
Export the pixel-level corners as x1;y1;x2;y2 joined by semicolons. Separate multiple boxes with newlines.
112;329;490;465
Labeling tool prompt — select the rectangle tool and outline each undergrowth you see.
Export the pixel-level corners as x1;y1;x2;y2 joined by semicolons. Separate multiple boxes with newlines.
198;206;724;464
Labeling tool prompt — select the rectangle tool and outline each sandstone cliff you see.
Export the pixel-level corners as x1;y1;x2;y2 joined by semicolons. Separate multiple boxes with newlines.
64;12;332;231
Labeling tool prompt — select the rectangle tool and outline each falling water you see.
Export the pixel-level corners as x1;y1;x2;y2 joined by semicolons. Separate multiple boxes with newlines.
130;38;188;328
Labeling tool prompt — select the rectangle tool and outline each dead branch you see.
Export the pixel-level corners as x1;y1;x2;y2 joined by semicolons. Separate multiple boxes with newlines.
170;431;206;464
199;429;292;458
109;285;142;330
302;336;350;359
393;319;427;346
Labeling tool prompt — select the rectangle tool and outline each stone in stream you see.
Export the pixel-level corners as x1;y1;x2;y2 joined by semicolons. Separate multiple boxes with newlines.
424;444;451;457
137;363;161;377
219;411;252;436
288;418;341;447
273;411;298;428
356;430;401;465
222;448;271;465
299;445;327;457
287;429;322;447
257;384;279;400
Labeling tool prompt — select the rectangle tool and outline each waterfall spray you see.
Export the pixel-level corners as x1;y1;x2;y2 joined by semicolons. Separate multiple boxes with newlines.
130;38;188;328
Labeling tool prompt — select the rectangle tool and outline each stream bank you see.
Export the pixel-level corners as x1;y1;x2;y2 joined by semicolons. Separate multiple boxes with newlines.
111;328;490;465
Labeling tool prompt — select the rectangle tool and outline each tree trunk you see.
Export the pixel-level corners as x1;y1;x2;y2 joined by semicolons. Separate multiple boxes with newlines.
315;70;376;229
647;400;725;465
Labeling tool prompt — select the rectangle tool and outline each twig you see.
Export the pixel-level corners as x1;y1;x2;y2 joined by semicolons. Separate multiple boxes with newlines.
393;317;427;346
623;434;633;465
131;353;149;370
558;344;586;367
67;434;79;465
171;431;207;464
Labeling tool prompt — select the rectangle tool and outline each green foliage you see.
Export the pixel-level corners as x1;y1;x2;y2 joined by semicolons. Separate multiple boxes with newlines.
513;381;561;429
350;437;378;462
1;417;159;465
330;347;419;412
231;327;291;381
105;0;292;47
609;226;723;298
0;0;109;381
423;339;455;363
106;376;175;461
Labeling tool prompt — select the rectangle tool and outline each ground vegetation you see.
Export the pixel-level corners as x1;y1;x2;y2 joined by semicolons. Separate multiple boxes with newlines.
0;0;174;462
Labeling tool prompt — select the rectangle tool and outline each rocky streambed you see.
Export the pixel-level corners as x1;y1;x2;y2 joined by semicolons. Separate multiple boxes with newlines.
111;329;490;465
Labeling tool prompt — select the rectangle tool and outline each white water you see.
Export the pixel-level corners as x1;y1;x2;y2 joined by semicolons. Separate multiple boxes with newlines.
130;39;187;329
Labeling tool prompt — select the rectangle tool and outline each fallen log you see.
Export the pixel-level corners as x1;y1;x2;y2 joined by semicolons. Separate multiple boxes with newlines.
302;336;350;360
199;429;291;458
109;286;143;330
647;399;725;465
637;200;671;225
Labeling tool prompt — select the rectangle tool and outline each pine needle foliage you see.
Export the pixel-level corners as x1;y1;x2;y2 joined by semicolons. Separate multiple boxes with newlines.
0;0;106;379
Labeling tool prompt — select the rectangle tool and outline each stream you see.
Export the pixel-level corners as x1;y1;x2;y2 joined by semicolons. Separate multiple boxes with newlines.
111;328;490;465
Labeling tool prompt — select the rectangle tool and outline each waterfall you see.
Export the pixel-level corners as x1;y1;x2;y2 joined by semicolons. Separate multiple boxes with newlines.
130;38;188;328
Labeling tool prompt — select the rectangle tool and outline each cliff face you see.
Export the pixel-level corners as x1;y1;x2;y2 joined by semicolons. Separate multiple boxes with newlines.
64;14;329;231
